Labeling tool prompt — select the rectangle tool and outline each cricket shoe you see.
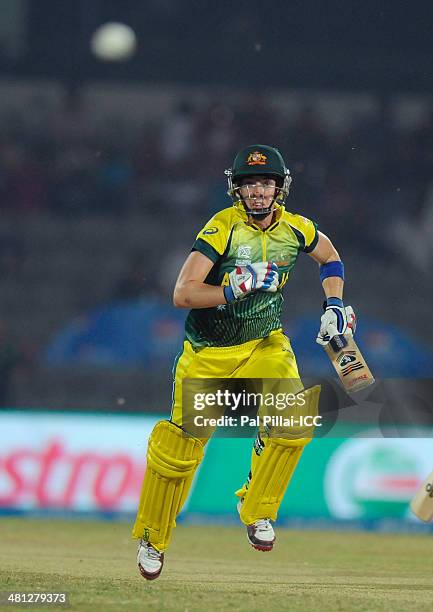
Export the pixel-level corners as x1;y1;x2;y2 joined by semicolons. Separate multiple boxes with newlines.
237;500;275;552
137;540;164;580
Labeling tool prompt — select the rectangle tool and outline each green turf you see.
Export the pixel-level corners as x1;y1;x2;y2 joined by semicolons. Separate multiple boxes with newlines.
0;518;432;611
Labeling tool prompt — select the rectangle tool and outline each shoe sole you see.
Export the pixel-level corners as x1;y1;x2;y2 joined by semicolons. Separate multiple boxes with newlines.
138;562;163;581
247;533;275;552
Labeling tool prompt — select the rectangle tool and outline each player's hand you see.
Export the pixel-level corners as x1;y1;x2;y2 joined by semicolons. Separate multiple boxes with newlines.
316;299;356;345
224;261;279;302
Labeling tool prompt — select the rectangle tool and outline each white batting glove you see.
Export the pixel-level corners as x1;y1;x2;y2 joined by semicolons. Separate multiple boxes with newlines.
224;261;279;303
316;298;357;346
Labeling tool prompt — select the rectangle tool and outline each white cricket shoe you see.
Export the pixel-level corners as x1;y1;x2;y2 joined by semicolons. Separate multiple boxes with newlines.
137;540;164;580
237;500;276;552
246;518;275;551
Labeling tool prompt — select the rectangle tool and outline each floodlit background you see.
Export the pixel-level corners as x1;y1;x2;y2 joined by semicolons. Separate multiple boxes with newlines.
0;0;432;527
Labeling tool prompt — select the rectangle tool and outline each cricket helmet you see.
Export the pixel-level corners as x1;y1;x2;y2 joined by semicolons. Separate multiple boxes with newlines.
224;144;292;218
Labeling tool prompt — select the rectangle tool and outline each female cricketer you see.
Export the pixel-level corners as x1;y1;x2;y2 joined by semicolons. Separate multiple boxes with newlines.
133;144;353;579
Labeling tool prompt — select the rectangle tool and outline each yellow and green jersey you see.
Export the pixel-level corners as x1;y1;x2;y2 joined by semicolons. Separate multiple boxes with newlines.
186;203;318;348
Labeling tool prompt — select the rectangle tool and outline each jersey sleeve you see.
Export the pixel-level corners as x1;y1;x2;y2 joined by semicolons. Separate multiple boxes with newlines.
288;214;319;253
302;217;319;253
191;211;232;263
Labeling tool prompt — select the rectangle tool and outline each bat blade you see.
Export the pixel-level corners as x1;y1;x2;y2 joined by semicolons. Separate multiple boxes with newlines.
410;470;433;522
324;334;375;393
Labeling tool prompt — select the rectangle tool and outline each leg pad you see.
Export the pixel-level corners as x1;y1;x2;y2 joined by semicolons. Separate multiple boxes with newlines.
132;420;204;550
237;384;321;525
237;437;309;525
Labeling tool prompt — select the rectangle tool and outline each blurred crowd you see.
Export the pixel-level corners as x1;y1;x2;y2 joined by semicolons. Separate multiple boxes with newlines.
0;90;432;272
0;86;432;408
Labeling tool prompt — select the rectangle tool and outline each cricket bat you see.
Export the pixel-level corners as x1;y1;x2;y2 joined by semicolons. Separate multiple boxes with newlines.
324;333;375;393
410;470;433;522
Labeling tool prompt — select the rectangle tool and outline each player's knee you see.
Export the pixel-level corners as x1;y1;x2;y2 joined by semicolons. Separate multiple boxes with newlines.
147;420;204;480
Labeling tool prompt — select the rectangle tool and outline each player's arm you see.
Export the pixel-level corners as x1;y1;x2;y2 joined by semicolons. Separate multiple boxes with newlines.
308;231;343;300
173;252;279;309
173;251;225;308
308;231;355;344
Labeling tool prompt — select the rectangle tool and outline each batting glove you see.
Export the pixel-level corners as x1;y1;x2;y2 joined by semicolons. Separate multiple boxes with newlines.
224;261;279;303
316;298;357;345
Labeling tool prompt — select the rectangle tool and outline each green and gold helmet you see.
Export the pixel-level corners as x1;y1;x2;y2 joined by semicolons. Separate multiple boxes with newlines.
225;144;292;217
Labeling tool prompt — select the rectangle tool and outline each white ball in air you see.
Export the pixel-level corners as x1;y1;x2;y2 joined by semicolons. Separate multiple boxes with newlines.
91;22;137;62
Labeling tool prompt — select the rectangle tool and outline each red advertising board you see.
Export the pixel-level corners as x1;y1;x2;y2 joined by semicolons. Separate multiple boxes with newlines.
0;412;158;512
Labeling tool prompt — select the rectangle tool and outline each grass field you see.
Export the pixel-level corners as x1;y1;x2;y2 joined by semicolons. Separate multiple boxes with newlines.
0;518;432;611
